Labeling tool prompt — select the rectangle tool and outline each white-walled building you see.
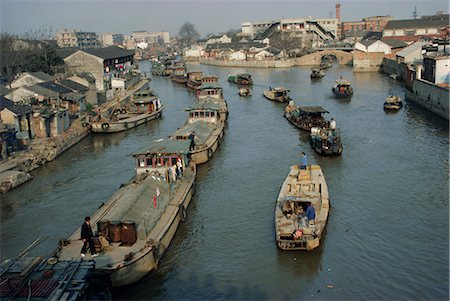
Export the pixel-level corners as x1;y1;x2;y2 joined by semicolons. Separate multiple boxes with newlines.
354;40;392;55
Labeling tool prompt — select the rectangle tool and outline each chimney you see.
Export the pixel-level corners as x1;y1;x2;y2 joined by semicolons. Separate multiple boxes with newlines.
335;3;341;22
336;3;341;38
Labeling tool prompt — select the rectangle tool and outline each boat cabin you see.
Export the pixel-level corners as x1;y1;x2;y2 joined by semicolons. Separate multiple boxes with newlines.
173;66;186;76
269;87;290;97
237;73;253;85
196;84;223;100
201;75;218;84
185;102;220;125
187;71;203;80
132;140;191;177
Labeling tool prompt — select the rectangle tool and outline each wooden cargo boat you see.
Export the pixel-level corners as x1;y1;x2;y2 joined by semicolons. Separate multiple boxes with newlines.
227;73;253;85
0;256;96;300
151;61;166;76
310;127;342;156
284;102;329;131
332;79;353;98
263;87;291;103
56;140;196;287
169;101;226;164
310;67;325;79
170;61;187;83
195;84;228;121
275;165;329;251
238;87;252;97
91;89;164;133
186;71;203;89
384;95;403;111
201;75;219;85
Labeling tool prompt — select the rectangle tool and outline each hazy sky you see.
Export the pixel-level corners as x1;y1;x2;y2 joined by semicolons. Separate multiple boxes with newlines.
1;0;449;37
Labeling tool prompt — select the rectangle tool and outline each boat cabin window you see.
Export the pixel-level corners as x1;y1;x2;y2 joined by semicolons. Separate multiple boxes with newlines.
211;112;215;117
199;111;205;118
205;111;210;117
194;112;199;117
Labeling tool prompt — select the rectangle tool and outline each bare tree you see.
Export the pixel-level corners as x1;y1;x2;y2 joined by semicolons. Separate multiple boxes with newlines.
0;33;29;88
178;22;200;48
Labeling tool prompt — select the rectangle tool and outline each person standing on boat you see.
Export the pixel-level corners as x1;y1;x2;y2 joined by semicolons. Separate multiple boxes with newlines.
189;131;196;151
330;118;336;130
80;216;98;258
305;203;316;226
299;152;307;170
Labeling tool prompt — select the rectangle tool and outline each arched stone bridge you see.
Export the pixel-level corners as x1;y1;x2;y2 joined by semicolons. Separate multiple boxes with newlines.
295;49;353;66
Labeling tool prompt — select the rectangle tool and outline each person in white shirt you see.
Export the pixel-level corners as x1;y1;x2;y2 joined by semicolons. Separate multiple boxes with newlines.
330;118;336;130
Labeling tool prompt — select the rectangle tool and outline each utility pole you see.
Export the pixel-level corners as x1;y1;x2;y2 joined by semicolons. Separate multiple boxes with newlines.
413;6;418;19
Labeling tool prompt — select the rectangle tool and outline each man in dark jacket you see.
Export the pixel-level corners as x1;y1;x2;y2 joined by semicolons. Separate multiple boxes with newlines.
81;216;98;258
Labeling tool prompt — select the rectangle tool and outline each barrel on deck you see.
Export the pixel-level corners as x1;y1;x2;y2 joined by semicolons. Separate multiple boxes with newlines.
109;220;122;242
97;220;110;236
121;220;137;246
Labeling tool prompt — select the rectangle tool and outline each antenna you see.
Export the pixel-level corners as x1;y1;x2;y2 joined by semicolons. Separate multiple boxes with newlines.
413;6;418;19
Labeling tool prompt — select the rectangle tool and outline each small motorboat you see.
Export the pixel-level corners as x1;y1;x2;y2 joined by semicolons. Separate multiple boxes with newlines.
310;67;325;79
383;95;403;111
238;87;252;97
332;78;353;98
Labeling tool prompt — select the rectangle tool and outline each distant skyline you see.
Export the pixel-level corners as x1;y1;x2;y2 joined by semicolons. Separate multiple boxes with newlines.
1;0;449;38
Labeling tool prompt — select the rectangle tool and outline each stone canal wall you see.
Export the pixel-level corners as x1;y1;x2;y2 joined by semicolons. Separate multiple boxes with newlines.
353;50;385;72
405;79;449;120
199;58;296;68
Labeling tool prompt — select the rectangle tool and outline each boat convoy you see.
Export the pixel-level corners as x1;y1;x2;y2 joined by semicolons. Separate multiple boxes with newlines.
55;68;228;288
2;57;407;297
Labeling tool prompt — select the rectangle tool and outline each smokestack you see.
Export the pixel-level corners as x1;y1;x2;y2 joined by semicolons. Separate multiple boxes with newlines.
336;3;341;38
335;3;341;22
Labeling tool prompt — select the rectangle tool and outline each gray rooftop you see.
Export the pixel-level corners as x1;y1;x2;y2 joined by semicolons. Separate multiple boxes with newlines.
0;96;33;115
185;102;220;112
297;106;329;114
384;17;449;30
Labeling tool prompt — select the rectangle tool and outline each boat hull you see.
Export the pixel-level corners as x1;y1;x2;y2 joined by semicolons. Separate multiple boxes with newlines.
263;91;290;103
91;106;164;133
171;76;187;84
383;102;402;110
275;165;329;251
284;112;326;131
108;179;195;287
332;88;353;98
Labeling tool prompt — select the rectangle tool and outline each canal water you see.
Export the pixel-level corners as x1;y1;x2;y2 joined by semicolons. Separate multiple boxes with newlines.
1;61;448;300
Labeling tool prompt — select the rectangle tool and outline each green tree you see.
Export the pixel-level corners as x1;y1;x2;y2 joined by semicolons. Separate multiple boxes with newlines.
178;22;200;48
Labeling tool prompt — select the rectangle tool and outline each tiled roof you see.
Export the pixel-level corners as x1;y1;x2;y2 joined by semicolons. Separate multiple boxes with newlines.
0;84;10;96
381;39;408;48
37;82;72;94
81;46;135;59
58;79;89;92
384;18;449;30
0;96;33;115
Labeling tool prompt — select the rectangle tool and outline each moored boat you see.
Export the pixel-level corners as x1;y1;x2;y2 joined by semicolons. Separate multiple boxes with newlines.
169;100;226;164
201;75;219;85
310;127;342;156
227;73;253;85
170;65;187;83
275;165;329;250
332;79;353;98
383;95;403;111
0;256;98;300
284;102;329;131
151;61;166;76
186;71;203;89
56;139;196;287
238;86;252;97
263;87;291;103
310;67;325;79
91;88;164;133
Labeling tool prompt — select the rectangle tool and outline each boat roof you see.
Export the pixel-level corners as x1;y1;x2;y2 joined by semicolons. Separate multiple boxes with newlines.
237;73;252;78
197;83;222;90
271;87;289;92
297;106;329;113
335;79;351;85
131;139;191;156
201;75;218;79
185;102;220;111
133;96;159;103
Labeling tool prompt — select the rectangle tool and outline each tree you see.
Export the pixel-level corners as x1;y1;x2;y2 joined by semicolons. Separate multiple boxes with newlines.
178;22;200;48
0;33;29;88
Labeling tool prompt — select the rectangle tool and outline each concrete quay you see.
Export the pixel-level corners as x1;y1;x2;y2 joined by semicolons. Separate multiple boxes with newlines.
0;78;150;193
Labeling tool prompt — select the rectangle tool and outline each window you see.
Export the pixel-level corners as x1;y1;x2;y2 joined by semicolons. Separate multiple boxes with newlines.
200;112;205;117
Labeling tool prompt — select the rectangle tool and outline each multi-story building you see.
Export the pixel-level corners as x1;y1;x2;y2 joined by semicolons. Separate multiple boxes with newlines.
56;29;100;48
382;15;449;42
341;16;392;40
132;31;170;44
241;17;338;39
100;33;124;46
